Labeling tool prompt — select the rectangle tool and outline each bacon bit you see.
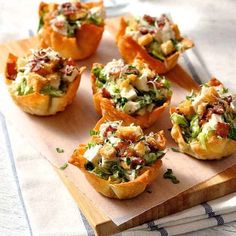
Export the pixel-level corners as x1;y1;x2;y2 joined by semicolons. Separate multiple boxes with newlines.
75;2;82;9
115;141;129;152
103;125;117;138
61;2;76;16
139;27;149;35
225;95;232;105
208;78;222;87
154;81;165;89
31;64;48;76
131;158;144;168
157;20;165;28
212;103;225;115
215;122;230;138
125;67;139;75
66;58;76;66
199;108;213;126
102;88;111;99
55;21;65;29
6;61;17;80
143;14;155;24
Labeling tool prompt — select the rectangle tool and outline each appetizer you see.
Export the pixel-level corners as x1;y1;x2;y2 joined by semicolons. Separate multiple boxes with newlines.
117;14;194;74
91;59;172;128
5;48;85;116
38;0;105;59
69;118;166;199
170;78;236;160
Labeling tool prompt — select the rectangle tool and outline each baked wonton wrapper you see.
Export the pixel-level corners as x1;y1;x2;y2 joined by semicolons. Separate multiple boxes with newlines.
38;1;104;60
170;78;236;160
91;69;170;129
5;53;85;116
116;17;194;74
69;117;163;199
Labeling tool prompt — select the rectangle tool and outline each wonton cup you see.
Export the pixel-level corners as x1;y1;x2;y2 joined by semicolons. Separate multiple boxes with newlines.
5;52;85;116
69;117;164;199
38;1;104;60
91;64;171;129
170;78;236;160
117;17;193;74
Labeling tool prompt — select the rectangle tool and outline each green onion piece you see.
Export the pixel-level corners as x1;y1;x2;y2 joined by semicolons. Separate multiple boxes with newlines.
56;148;64;153
163;168;180;184
60;163;68;170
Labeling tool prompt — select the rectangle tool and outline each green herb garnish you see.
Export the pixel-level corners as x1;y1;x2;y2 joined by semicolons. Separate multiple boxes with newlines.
89;130;100;136
163;168;180;184
86;142;96;150
60;163;68;170
170;147;180;153
56;147;64;153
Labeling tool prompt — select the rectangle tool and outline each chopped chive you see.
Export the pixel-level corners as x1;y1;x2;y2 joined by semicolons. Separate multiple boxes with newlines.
56;147;64;153
60;163;68;170
163;168;180;184
170;147;180;153
89;130;99;136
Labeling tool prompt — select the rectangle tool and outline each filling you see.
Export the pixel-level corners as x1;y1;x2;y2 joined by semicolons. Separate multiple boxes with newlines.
39;1;105;37
6;48;80;97
92;59;172;115
171;79;236;147
84;121;166;183
125;14;188;61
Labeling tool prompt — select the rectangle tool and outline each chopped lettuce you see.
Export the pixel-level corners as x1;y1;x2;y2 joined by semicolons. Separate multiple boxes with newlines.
190;115;201;138
171;113;188;127
144;151;165;165
147;41;165;61
40;85;64;97
15;78;34;96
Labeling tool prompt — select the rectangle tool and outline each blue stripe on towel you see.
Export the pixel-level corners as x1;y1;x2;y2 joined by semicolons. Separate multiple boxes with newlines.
201;202;215;216
215;215;224;226
0;112;33;236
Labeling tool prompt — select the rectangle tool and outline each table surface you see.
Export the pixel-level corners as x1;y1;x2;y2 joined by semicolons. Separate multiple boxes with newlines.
0;0;236;235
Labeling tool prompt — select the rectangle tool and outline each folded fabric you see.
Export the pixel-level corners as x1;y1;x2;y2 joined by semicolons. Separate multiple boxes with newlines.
122;193;236;236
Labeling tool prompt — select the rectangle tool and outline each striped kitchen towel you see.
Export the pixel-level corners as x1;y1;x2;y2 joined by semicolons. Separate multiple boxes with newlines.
121;194;236;236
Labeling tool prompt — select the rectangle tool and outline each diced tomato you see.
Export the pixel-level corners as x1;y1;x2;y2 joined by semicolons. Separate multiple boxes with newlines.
102;88;111;99
215;122;230;138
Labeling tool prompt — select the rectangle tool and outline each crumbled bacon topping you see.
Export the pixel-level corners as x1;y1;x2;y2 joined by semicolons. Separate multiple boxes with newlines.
215;122;230;138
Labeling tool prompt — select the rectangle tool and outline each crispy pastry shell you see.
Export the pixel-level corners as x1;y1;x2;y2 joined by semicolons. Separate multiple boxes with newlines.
5;53;85;116
170;78;236;160
69;117;163;199
38;1;104;60
116;17;194;74
91;72;170;128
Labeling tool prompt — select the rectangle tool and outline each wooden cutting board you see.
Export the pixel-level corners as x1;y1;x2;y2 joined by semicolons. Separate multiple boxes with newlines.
0;35;236;236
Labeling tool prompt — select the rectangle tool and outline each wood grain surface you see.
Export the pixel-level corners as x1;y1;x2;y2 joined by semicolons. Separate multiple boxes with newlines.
0;33;236;236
